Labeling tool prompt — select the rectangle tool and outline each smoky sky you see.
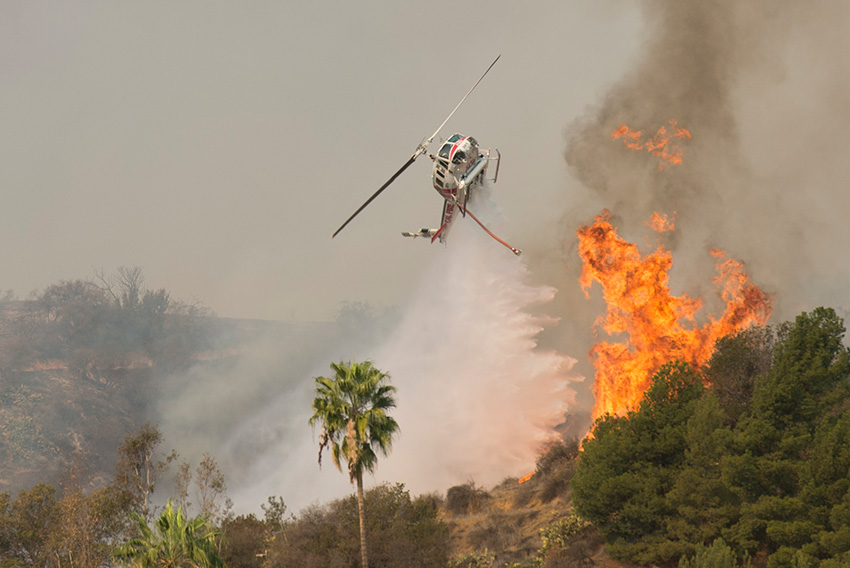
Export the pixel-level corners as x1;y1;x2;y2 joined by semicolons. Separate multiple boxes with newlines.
521;0;850;391
0;1;641;322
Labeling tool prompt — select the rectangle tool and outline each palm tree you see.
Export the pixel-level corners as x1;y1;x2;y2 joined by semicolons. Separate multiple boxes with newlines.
113;500;225;568
309;360;399;568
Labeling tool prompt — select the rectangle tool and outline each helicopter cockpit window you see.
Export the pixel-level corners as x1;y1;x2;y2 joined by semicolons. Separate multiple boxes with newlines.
439;143;451;159
448;134;462;143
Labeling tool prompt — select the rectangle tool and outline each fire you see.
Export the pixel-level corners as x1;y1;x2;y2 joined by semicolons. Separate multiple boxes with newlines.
577;210;772;419
645;211;675;232
612;119;692;170
518;472;534;484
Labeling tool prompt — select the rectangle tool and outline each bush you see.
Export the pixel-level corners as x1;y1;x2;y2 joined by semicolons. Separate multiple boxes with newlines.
269;483;449;568
678;538;751;568
447;548;495;568
535;438;579;476
445;481;490;516
531;439;579;504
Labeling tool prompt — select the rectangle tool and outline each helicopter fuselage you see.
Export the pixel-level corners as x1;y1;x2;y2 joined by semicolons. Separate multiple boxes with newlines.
430;134;489;242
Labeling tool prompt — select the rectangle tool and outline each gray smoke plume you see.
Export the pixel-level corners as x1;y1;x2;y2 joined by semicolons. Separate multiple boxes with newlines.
528;0;850;396
574;0;849;313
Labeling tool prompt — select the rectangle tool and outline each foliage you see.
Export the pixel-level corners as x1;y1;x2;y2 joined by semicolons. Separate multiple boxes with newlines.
309;360;399;568
445;481;491;516
572;308;850;566
1;267;215;372
114;422;177;522
113;500;224;568
0;427;233;568
0;481;125;568
221;513;268;568
535;438;580;476
679;539;751;568
534;438;580;503
194;452;229;522
261;495;289;531
705;326;776;425
267;482;449;568
171;453;232;524
309;360;399;483
2;415;54;460
537;514;592;560
573;360;704;564
447;548;495;568
505;514;598;568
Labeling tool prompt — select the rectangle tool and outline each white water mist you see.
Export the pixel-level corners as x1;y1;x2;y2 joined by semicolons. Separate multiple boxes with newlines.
369;190;580;494
166;189;580;514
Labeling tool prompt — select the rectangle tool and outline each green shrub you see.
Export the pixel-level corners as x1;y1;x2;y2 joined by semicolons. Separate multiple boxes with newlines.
538;515;591;559
679;538;751;568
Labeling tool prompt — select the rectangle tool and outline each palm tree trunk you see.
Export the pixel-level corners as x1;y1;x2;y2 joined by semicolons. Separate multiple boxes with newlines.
356;472;369;568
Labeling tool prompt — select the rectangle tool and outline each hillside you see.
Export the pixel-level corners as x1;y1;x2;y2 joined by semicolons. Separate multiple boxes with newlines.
5;276;850;567
0;295;329;496
438;473;618;567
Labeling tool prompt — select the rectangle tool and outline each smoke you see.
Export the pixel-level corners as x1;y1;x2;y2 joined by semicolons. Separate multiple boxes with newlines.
159;188;580;514
536;0;850;387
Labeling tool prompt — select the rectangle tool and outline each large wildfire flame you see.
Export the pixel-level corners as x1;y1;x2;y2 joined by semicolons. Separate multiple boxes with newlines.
578;210;772;419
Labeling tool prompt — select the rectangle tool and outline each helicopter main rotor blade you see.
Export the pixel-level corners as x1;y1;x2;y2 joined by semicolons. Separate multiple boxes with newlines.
332;154;418;238
421;54;501;150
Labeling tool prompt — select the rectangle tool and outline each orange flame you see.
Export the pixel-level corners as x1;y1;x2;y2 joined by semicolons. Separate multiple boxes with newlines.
645;211;676;232
612;119;692;170
577;210;772;419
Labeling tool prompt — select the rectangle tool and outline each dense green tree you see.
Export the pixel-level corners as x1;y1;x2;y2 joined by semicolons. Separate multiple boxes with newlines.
574;309;850;566
573;361;704;564
309;360;400;568
665;392;738;556
113;500;224;568
724;308;850;564
678;538;751;568
705;326;775;425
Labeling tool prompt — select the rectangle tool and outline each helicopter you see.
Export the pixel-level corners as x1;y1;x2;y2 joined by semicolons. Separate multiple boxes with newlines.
332;55;521;256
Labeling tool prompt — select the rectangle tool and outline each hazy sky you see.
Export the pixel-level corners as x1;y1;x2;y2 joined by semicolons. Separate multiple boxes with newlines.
1;1;642;321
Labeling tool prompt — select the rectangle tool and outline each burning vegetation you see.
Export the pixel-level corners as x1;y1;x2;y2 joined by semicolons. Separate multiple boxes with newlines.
577;210;772;419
